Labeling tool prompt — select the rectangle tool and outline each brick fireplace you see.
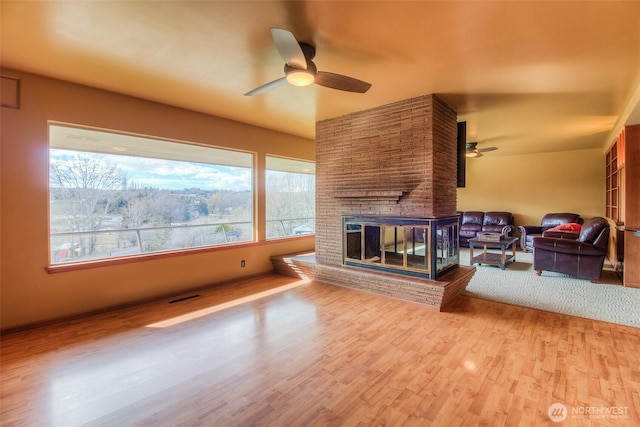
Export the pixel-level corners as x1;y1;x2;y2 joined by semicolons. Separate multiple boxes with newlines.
274;94;475;309
316;94;459;264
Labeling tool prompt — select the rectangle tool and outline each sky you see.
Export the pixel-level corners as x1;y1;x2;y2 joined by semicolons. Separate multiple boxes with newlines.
50;149;252;192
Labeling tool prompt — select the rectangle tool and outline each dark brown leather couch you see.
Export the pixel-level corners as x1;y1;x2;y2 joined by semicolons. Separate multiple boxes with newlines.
533;217;610;281
459;211;514;247
518;212;583;252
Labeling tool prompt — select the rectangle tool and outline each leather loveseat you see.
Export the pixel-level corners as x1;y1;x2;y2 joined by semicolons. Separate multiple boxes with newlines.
459;211;514;247
533;217;610;281
518;212;583;252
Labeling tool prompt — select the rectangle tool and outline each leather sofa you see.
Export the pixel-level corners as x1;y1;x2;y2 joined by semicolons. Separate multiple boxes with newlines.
518;212;583;252
459;211;514;247
533;217;610;281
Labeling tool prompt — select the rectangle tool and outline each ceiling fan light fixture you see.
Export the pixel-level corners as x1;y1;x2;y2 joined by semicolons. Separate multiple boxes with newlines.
465;150;479;158
245;28;370;96
286;69;315;86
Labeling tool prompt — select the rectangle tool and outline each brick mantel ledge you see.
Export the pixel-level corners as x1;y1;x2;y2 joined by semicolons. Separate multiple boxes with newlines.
331;190;408;201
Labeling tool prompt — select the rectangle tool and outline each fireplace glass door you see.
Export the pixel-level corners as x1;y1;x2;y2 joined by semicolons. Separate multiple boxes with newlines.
343;216;459;279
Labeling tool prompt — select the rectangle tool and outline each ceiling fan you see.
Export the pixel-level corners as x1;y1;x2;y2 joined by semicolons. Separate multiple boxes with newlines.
244;28;372;96
466;142;498;158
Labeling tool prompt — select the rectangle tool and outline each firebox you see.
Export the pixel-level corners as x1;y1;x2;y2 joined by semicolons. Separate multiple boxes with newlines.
342;215;459;279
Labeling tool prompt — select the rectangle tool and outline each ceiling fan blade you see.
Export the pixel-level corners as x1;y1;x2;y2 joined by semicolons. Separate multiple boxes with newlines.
244;77;287;96
315;71;371;93
270;28;307;69
478;146;498;153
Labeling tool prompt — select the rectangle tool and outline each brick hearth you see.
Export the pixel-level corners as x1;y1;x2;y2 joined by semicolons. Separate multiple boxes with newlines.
271;252;475;311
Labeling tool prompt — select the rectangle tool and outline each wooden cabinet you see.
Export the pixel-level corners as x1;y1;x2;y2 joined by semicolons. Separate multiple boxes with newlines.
608;125;640;288
622;125;640;288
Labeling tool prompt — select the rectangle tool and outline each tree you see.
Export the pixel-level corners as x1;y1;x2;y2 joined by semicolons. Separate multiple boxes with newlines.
50;152;125;256
197;200;209;216
266;171;315;236
158;193;187;225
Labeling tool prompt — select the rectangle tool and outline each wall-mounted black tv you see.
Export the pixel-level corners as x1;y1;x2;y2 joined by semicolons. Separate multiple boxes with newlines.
457;121;466;188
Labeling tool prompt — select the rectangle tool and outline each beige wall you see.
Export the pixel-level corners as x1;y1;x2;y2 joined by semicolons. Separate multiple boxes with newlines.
457;148;605;227
0;70;315;330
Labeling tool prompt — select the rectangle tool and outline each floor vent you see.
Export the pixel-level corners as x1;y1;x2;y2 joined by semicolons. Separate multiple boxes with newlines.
168;294;200;304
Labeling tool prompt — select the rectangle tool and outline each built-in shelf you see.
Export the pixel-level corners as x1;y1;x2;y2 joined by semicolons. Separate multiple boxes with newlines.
606;133;623;224
608;124;640;288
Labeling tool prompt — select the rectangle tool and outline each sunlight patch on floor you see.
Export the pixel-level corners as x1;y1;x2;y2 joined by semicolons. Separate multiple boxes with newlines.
146;279;309;328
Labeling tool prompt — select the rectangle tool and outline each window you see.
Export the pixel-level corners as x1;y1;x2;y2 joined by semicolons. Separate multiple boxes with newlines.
49;124;253;264
265;156;315;239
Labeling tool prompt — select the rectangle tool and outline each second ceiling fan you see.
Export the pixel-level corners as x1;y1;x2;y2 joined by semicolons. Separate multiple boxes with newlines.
244;28;372;96
466;142;498;158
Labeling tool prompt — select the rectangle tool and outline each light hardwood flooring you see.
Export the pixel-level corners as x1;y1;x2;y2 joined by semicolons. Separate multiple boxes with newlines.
1;273;639;426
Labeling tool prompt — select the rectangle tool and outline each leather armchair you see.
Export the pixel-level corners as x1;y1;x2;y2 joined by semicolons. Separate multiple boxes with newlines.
533;217;610;281
518;212;583;252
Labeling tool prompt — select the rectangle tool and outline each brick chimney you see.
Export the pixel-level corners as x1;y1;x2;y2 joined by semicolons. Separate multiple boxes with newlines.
315;94;458;266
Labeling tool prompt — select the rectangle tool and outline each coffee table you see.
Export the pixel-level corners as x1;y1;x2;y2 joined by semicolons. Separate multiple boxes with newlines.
468;236;519;270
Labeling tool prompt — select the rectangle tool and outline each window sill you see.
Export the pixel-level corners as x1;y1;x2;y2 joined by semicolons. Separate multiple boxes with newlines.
46;235;314;274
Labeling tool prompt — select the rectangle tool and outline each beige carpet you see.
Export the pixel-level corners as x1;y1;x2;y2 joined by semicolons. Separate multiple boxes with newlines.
459;248;639;328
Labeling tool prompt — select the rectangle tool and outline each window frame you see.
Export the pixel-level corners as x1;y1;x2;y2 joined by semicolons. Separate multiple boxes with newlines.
48;123;257;270
265;154;316;240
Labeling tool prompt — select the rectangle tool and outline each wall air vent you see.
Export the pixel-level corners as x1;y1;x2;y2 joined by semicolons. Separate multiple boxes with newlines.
1;76;20;109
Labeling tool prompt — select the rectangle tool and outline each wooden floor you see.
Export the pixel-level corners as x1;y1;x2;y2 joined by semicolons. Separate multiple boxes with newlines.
1;274;639;426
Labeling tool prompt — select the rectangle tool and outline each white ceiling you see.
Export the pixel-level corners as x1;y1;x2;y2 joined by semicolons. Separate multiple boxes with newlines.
2;1;640;156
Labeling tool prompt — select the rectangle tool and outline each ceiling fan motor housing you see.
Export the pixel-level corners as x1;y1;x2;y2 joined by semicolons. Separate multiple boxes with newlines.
285;61;317;76
299;42;316;60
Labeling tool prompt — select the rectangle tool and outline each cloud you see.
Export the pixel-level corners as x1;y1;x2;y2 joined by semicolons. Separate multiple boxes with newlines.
51;150;252;191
